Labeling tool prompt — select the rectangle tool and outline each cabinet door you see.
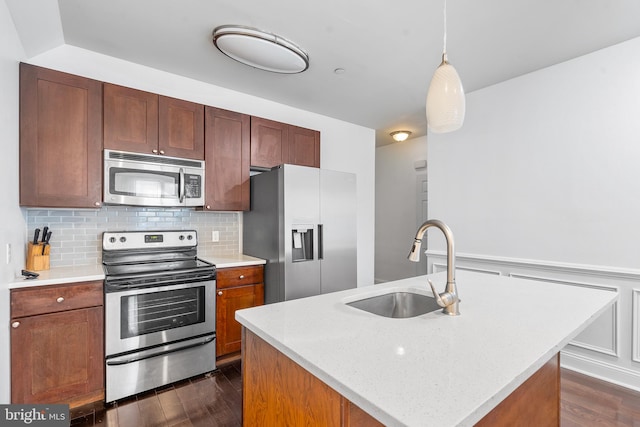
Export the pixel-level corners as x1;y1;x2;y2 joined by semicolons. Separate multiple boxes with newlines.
103;83;158;154
250;116;289;169
19;63;103;208
217;283;264;357
288;125;320;168
11;307;104;407
204;107;250;210
159;96;204;160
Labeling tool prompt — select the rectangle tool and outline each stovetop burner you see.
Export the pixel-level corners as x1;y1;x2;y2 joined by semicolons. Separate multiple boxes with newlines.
102;230;216;291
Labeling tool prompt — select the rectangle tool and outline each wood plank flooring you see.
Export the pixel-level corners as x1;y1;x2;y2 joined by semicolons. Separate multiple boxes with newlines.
70;362;640;426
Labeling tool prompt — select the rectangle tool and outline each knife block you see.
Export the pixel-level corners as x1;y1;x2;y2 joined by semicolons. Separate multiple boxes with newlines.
26;242;50;271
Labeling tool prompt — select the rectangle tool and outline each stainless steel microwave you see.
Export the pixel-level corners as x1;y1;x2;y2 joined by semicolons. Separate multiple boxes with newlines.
103;149;205;207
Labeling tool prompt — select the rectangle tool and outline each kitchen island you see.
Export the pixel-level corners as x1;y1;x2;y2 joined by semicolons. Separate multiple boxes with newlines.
236;270;617;426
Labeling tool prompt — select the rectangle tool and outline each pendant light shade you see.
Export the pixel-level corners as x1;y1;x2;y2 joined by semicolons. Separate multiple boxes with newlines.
426;0;465;133
426;54;465;133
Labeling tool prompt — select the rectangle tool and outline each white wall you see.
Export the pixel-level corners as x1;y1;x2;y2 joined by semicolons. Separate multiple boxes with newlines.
0;0;28;404
375;135;428;282
424;37;640;389
428;37;640;269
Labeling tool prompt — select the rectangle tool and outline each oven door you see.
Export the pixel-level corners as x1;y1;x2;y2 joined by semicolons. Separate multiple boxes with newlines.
105;280;215;356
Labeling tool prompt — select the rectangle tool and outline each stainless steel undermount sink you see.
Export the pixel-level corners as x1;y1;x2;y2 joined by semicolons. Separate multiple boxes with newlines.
346;291;441;318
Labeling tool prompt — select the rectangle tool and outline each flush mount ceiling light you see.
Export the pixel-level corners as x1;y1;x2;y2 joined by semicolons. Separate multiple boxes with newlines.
212;25;309;74
390;131;412;142
426;0;466;133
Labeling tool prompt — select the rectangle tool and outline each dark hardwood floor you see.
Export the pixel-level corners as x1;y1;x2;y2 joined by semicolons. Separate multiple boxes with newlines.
71;362;640;426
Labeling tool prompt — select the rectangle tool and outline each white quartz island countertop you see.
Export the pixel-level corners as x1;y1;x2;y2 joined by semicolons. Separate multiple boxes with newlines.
236;270;617;427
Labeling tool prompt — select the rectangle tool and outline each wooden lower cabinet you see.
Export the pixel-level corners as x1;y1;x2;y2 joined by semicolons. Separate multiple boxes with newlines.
216;265;264;358
242;329;560;427
10;281;104;408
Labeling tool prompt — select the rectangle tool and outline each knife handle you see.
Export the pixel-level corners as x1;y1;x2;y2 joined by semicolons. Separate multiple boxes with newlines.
33;228;40;244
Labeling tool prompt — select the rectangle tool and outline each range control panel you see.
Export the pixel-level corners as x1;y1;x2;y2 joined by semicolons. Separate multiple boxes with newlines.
102;230;197;251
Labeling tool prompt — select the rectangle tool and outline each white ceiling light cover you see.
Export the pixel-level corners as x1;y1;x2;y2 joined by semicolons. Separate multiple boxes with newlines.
213;25;309;74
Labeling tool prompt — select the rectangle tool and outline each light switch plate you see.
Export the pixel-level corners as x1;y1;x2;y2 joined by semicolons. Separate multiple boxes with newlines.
211;231;220;242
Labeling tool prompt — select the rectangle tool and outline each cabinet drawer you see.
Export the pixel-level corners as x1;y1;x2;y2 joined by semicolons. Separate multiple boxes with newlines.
11;281;103;318
217;265;264;289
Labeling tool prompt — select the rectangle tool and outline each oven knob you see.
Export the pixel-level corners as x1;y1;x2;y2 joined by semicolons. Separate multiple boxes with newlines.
187;235;193;240
120;237;127;243
109;237;116;244
179;235;185;240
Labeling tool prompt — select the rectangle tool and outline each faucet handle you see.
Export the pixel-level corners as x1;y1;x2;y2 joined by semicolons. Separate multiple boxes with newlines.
428;279;457;308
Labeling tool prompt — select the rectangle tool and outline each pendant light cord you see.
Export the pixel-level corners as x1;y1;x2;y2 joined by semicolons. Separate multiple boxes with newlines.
443;0;448;56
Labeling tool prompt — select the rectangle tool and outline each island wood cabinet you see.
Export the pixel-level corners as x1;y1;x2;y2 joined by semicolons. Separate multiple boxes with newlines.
250;116;320;169
10;281;104;408
19;63;103;208
103;83;205;160
203;107;251;211
216;265;264;358
243;329;560;426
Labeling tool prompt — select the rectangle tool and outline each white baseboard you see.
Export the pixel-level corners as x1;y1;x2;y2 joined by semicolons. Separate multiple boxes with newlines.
561;350;640;393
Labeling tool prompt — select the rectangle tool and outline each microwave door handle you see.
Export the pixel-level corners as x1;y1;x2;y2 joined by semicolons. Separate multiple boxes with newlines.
178;168;185;203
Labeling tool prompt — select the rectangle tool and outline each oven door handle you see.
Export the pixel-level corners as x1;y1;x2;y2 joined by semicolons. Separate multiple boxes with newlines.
106;334;215;366
178;167;185;203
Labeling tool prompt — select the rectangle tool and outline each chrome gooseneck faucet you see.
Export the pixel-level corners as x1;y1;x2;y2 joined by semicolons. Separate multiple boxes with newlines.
408;219;460;316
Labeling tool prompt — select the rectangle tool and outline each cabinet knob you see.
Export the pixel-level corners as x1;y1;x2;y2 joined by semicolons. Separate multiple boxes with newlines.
239;275;245;279
152;149;158;154
206;205;211;210
56;297;64;303
217;291;223;296
94;201;101;207
159;150;165;155
11;321;20;329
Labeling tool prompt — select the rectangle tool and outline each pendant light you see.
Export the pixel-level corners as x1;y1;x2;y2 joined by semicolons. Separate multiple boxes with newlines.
426;0;465;133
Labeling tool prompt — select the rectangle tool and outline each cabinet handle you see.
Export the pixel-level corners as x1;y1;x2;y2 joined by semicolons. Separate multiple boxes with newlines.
56;297;64;303
239;275;245;279
217;291;223;296
11;321;20;329
152;149;158;154
159;150;165;155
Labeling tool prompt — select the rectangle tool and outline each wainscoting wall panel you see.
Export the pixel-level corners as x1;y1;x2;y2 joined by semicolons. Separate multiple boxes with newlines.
427;251;640;392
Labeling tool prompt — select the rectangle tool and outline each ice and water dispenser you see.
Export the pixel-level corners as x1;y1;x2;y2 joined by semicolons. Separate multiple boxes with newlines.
291;226;314;262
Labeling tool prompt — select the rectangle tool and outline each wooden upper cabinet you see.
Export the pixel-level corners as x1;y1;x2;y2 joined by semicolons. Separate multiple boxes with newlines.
288;125;320;168
103;84;158;154
159;96;205;159
19;63;103;208
250;116;289;169
204;107;250;211
251;116;320;169
103;83;204;160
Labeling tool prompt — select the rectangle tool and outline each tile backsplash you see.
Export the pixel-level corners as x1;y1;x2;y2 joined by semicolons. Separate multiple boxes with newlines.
25;206;240;268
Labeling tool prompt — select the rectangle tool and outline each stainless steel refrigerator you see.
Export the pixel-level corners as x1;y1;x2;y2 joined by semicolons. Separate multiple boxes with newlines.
243;164;357;303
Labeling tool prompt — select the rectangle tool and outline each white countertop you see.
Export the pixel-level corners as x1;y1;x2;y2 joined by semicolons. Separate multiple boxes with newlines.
9;254;265;289
200;253;266;268
235;270;617;427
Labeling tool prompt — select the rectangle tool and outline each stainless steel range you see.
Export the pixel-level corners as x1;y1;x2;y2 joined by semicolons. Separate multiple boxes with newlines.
102;230;216;402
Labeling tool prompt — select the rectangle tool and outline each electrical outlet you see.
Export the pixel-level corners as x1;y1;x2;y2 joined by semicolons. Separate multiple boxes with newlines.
211;231;220;242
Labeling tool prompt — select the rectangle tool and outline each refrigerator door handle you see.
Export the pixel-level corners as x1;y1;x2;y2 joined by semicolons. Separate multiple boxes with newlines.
318;224;324;260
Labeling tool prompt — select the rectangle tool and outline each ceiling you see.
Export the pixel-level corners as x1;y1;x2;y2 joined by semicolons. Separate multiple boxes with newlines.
7;0;640;146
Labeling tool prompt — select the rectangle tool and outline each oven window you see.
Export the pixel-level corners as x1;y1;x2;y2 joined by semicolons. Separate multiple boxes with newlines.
110;167;179;198
120;286;205;338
